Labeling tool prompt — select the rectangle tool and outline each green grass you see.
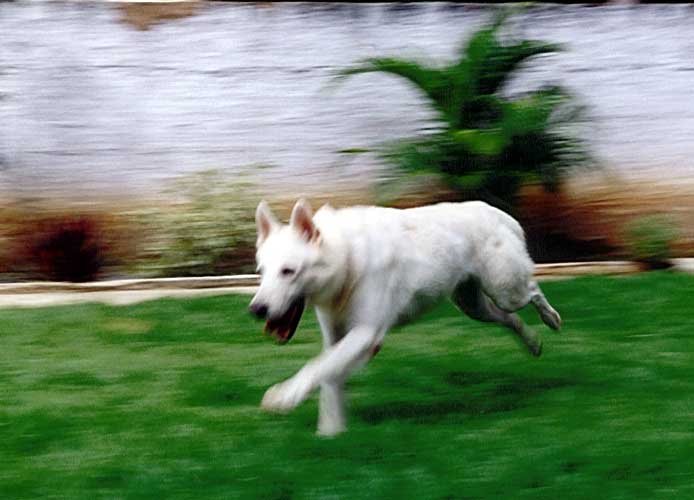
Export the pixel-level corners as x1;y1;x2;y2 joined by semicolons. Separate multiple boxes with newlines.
1;272;693;499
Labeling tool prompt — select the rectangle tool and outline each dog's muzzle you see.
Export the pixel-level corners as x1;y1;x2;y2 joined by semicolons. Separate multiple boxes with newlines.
263;296;305;344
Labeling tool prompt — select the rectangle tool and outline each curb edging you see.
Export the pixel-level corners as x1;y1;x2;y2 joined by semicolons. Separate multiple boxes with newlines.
1;260;693;294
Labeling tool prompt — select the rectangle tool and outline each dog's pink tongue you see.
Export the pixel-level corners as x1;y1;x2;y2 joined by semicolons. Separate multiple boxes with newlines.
262;298;304;345
276;327;291;343
263;321;290;344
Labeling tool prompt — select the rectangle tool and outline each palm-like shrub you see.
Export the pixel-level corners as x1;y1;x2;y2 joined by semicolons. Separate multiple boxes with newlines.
338;9;591;209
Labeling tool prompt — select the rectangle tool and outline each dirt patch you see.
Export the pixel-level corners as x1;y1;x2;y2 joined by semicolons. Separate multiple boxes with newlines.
117;2;201;31
103;318;153;335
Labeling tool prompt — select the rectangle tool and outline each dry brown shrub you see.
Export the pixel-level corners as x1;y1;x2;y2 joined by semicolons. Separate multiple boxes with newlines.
1;202;139;282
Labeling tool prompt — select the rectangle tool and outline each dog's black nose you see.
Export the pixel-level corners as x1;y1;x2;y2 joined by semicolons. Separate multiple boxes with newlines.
249;303;268;319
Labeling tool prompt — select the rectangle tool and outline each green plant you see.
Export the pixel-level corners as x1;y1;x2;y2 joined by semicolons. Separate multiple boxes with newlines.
135;169;259;277
336;8;592;209
623;214;679;266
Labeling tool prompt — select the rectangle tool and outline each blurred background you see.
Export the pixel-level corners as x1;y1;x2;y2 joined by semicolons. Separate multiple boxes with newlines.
3;5;694;499
1;1;693;281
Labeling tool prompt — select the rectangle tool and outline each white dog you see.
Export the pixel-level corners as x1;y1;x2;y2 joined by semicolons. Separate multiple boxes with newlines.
250;199;561;436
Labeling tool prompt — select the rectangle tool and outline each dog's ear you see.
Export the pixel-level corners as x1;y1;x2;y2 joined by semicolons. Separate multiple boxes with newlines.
290;198;319;242
256;200;278;248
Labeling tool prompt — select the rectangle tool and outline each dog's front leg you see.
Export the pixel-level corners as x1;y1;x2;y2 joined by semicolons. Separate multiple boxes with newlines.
316;310;347;436
261;326;379;416
318;378;346;436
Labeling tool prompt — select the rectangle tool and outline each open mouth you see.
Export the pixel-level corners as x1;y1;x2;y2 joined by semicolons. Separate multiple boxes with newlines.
264;296;305;344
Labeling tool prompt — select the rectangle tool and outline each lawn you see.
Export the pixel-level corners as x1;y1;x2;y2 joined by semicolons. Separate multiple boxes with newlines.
1;272;693;499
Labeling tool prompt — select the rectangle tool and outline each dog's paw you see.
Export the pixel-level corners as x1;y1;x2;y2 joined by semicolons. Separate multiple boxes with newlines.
316;421;346;438
541;307;562;332
518;325;543;358
528;338;543;358
261;380;309;413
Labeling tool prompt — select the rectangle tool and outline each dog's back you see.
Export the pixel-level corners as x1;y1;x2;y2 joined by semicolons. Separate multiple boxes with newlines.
315;201;526;266
313;201;533;326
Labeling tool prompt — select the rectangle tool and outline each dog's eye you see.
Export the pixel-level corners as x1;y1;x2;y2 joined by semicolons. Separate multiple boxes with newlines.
280;267;296;277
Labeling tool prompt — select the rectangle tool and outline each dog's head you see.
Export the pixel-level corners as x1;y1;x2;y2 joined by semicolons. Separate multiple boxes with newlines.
249;199;322;343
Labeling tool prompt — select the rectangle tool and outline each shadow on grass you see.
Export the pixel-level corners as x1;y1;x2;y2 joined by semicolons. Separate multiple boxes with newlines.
2;410;79;456
356;371;573;425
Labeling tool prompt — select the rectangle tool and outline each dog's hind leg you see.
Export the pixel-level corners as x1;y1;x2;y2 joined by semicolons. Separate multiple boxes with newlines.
528;281;562;331
453;279;542;357
475;233;561;332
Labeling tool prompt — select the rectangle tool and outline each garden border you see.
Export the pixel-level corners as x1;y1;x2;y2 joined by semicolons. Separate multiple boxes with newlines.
1;260;693;295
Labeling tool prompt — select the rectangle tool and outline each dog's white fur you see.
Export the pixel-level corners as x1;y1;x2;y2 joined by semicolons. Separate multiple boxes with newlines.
251;199;561;436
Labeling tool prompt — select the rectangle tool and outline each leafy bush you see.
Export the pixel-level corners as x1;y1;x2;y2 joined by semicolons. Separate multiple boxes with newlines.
623;215;679;267
337;8;592;209
134;169;258;277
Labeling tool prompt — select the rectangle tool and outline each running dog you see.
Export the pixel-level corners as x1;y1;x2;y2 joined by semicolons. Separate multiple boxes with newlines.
249;199;561;436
